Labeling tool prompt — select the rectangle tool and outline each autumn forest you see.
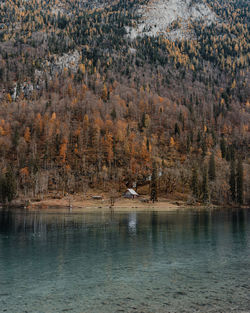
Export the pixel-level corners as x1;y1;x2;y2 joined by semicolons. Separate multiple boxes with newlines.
0;0;249;205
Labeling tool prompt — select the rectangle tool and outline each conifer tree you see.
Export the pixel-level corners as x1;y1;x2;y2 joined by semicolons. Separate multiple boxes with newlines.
142;113;146;128
208;153;216;181
0;173;4;203
110;108;116;121
150;162;158;203
174;123;180;135
191;166;199;198
201;138;207;158
229;159;236;202
0;168;16;203
236;158;243;205
202;165;209;203
220;137;226;158
226;145;235;162
5;168;16;203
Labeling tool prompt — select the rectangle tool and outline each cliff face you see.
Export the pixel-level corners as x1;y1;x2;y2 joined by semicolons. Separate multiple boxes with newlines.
126;0;218;39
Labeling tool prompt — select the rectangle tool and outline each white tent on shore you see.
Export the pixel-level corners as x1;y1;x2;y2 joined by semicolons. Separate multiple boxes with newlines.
123;188;139;199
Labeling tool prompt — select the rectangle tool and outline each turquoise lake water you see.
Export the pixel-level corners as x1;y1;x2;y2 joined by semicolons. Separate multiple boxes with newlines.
0;208;249;313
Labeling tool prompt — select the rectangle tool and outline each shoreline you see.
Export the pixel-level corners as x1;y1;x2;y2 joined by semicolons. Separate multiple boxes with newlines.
2;192;246;212
1;197;247;213
10;194;219;213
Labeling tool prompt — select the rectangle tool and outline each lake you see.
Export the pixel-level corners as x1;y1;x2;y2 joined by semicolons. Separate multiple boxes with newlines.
0;208;249;313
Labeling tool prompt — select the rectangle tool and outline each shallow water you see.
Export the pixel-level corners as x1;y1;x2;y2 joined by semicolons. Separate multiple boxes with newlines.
0;208;249;313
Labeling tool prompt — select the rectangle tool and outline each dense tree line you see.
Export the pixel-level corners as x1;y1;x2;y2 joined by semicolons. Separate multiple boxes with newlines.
0;0;249;205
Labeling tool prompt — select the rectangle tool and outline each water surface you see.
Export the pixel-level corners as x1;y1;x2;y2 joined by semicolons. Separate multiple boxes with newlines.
0;208;249;313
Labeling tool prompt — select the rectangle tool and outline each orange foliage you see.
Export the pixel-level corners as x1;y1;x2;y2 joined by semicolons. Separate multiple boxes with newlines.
7;93;12;102
20;167;29;177
59;138;68;163
24;127;31;143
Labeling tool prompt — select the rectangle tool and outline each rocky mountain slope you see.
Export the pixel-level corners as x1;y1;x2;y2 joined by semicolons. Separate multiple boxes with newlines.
126;0;219;39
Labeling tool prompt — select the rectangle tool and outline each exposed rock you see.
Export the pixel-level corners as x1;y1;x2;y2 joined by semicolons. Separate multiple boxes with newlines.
126;0;219;40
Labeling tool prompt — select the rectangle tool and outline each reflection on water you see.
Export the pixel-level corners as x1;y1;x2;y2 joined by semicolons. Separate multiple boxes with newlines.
0;208;249;313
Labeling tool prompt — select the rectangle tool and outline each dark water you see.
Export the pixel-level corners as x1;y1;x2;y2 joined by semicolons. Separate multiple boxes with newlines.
0;208;249;313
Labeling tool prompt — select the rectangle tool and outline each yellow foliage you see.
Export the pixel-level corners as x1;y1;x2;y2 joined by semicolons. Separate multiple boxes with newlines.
242;124;248;132
190;64;195;71
7;93;12;102
59;140;67;163
170;137;175;147
0;126;5;136
144;114;151;128
104;131;113;162
83;114;89;127
231;79;236;89
51;112;56;120
101;84;108;101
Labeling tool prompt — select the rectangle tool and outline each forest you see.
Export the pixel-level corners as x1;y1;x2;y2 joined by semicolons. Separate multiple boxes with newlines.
0;0;249;205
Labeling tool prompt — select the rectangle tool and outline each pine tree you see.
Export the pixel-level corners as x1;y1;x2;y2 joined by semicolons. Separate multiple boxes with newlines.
146;138;150;152
0;173;4;203
226;145;235;162
202;166;209;203
220;137;226;158
5;168;16;203
0;168;16;203
229;159;236;202
208;153;216;181
150;162;158;203
186;136;190;153
174;123;180;135
197;130;201;147
11;127;20;148
110;108;116;121
141;112;146;128
236;158;243;205
201;138;207;158
191;166;199;198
